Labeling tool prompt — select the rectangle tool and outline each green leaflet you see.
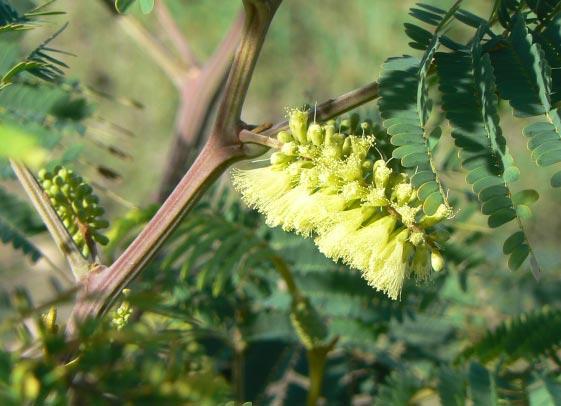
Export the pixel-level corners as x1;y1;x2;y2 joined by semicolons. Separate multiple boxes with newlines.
436;31;536;274
437;366;466;406
528;374;561;406
491;14;551;116
0;219;41;262
490;14;561;187
0;187;44;261
378;53;449;216
459;307;561;364
533;15;561;104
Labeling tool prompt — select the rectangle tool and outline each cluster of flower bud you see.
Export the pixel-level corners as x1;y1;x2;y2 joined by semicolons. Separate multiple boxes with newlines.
111;289;133;330
38;166;109;258
233;109;452;300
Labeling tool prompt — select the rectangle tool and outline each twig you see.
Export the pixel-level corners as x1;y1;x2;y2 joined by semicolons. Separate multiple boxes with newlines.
239;129;282;148
261;81;379;138
155;0;199;68
158;11;245;200
10;160;89;280
239;81;380;148
117;15;185;88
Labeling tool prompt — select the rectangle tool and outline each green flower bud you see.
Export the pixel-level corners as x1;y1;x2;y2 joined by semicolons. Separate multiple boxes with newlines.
342;137;352;156
38;169;48;180
307;123;324;146
288;109;309;144
76;184;93;197
49;185;60;195
323;123;335;138
58;167;69;179
373;160;392;189
431;249;445;272
277;130;293;144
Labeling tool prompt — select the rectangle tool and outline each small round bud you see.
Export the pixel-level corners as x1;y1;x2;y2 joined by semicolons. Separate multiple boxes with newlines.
277;130;293;144
38;169;48;180
431;250;445;272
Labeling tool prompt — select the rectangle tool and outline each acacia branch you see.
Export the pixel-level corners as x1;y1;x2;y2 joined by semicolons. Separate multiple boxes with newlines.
66;0;284;335
155;0;200;68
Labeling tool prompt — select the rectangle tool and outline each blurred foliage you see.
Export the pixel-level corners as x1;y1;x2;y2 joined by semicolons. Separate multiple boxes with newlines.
2;0;561;405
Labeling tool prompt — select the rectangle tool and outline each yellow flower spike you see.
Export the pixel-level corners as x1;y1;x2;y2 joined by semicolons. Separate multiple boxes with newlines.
366;228;411;300
410;244;431;281
431;249;445;272
315;206;375;259
373;160;392;189
282;189;346;236
232;166;296;213
307;123;324;146
289;108;309;144
343;215;397;270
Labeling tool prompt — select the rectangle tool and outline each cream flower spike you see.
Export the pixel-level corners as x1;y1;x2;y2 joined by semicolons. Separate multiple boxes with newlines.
232;108;452;301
